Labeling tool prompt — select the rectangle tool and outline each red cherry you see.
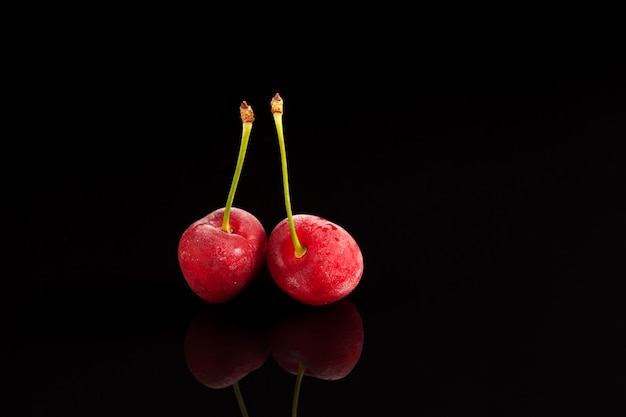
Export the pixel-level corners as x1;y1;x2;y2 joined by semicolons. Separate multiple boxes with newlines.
184;303;270;389
268;93;364;305
178;101;267;303
267;214;363;306
270;298;364;381
178;207;266;304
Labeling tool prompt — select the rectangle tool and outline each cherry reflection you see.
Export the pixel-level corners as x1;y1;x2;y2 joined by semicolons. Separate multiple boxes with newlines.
184;297;364;416
184;303;270;416
271;298;365;416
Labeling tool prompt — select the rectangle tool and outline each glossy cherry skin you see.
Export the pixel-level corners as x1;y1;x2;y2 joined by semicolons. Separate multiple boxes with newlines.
266;214;364;306
270;298;364;380
178;207;267;304
184;303;270;389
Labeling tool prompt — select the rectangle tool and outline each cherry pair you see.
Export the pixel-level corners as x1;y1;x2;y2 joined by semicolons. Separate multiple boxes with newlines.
178;94;364;306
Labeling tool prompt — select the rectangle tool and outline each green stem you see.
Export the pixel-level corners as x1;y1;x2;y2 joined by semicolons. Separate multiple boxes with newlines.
222;121;253;233
233;382;249;417
273;111;307;258
291;362;306;417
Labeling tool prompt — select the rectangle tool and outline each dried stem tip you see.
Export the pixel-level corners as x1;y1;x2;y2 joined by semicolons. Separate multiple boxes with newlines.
239;101;255;123
270;93;283;114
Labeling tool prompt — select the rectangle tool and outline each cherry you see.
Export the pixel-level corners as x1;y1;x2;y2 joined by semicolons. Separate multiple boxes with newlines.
178;101;267;304
184;303;269;415
266;93;364;305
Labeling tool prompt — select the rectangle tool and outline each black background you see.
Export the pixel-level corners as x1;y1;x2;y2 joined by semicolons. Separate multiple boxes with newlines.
3;7;625;416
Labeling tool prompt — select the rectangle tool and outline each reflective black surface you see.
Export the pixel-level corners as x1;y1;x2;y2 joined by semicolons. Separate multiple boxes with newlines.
4;15;624;416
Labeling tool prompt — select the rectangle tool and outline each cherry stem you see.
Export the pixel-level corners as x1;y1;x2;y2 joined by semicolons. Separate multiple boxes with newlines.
232;382;250;417
271;94;307;258
291;362;306;417
222;102;255;233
